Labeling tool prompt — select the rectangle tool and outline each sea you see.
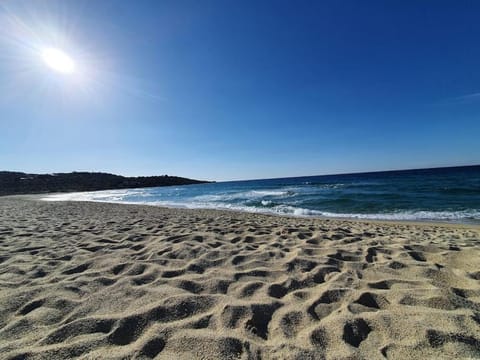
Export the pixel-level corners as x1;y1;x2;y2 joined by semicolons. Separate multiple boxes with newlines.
44;165;480;224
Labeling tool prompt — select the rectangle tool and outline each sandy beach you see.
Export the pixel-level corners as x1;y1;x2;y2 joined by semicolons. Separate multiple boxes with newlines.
0;197;479;359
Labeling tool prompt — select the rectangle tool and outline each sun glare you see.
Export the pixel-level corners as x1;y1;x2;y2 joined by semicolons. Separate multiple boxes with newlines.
41;48;75;74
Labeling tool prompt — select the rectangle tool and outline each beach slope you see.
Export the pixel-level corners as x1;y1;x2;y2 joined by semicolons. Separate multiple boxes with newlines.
0;198;479;359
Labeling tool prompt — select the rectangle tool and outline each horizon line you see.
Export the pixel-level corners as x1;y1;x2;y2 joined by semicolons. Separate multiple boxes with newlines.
219;163;480;183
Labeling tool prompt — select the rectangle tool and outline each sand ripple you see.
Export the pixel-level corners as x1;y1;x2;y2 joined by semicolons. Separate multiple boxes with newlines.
0;198;479;359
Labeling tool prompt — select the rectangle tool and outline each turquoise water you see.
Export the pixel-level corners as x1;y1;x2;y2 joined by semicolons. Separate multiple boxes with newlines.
45;166;480;223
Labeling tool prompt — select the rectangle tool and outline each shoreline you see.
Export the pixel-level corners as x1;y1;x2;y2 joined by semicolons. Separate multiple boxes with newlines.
27;193;480;230
1;196;479;359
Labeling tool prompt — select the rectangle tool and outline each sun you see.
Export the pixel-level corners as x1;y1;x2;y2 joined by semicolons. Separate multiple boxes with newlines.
41;48;75;74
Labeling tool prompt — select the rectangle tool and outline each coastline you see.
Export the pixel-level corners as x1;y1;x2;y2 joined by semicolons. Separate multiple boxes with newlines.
1;196;479;359
30;165;480;226
33;193;480;229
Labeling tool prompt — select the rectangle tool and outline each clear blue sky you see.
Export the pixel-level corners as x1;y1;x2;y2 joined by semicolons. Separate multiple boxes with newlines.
1;0;479;181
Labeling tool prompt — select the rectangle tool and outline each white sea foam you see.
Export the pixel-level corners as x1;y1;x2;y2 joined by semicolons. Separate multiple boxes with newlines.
324;210;480;221
250;190;293;196
156;202;480;222
193;189;294;202
42;189;147;202
317;184;345;189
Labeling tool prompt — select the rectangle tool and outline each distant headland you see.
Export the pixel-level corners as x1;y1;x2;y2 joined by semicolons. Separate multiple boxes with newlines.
0;171;211;196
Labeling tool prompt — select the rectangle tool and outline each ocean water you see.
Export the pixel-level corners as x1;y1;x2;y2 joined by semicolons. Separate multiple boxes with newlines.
44;166;480;224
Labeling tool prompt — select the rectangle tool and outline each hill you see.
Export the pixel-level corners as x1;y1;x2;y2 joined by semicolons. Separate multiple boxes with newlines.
0;171;210;196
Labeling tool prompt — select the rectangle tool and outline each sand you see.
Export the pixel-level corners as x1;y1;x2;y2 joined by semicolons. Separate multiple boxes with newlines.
0;197;479;359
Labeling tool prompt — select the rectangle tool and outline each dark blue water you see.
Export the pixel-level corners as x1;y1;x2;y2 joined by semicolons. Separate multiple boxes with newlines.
45;166;480;223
